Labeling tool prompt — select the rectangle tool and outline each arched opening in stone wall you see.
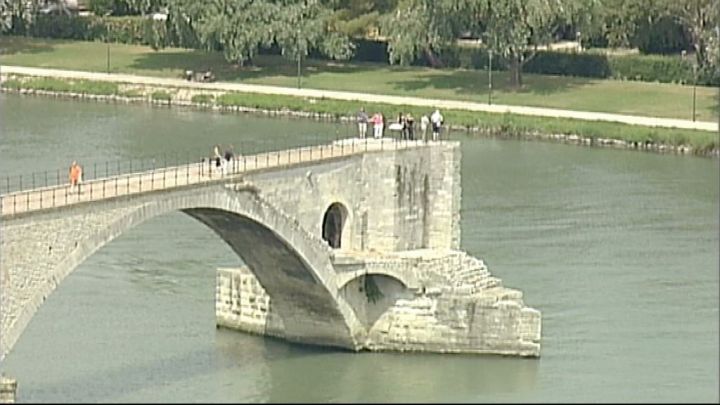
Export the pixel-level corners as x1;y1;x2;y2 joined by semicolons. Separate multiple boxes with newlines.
339;274;413;329
322;203;348;249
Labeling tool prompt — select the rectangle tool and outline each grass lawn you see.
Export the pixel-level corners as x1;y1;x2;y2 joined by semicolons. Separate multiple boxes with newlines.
1;36;719;122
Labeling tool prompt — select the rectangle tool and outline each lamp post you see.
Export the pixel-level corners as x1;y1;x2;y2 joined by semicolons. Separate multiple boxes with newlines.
692;63;697;122
297;41;302;89
716;25;719;136
104;11;112;74
681;50;697;121
488;49;493;105
296;5;304;90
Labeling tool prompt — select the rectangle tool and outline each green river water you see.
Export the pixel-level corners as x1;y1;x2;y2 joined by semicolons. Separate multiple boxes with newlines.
0;93;718;403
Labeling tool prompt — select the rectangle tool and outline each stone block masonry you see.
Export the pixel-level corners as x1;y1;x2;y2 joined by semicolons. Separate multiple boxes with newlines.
216;249;541;357
0;376;17;403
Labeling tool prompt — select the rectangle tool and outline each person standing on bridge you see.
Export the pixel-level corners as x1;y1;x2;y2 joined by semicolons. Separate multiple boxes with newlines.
68;161;82;194
405;113;415;140
223;145;235;175
420;114;430;142
357;107;368;139
430;109;444;141
212;145;223;176
371;112;384;139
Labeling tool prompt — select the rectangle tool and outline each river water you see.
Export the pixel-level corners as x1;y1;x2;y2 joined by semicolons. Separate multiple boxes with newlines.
1;94;718;403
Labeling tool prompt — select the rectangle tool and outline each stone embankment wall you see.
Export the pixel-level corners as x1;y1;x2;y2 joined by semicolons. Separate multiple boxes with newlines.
1;73;715;157
216;249;541;357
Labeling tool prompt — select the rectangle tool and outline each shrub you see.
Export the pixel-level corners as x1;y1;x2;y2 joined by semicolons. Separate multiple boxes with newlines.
191;94;214;104
27;14;168;47
151;90;171;101
120;89;144;98
1;76;119;94
607;53;694;84
524;52;611;78
0;79;24;90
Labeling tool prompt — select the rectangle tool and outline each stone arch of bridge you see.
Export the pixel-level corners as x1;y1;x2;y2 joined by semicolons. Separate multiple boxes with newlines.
1;187;366;361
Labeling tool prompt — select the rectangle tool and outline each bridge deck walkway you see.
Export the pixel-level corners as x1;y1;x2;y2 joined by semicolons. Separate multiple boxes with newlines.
0;138;428;218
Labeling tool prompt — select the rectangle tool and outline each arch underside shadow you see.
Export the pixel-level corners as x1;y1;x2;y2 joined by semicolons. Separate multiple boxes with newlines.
2;189;363;360
185;208;357;347
184;209;345;313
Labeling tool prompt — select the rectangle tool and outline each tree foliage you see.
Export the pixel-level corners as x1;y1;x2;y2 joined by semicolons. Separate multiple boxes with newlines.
382;0;471;67
88;0;166;16
165;0;353;66
662;0;719;68
328;0;397;37
273;0;353;61
382;0;577;87
477;0;579;87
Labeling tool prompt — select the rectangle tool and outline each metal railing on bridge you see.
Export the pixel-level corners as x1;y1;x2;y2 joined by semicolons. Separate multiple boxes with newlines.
0;136;442;217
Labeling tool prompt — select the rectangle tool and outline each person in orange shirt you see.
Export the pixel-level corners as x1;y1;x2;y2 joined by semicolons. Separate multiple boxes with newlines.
69;161;82;193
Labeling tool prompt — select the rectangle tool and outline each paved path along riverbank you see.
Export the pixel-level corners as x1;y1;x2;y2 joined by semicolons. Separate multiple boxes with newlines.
1;64;717;132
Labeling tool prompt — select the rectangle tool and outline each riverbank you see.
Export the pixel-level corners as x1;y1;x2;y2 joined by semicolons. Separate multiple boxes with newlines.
1;72;718;157
2;36;719;123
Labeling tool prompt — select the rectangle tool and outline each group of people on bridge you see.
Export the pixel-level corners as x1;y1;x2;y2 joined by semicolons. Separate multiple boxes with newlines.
63;107;446;191
356;107;444;142
207;144;237;176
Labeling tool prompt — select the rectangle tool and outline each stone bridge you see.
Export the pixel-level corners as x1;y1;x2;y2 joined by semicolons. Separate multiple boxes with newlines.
0;138;541;363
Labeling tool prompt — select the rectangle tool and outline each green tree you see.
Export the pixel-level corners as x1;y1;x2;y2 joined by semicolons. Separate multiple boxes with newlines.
88;0;166;16
167;0;276;65
662;0;719;68
382;0;579;88
381;0;468;67
273;0;354;62
2;0;40;33
0;0;11;31
477;0;580;88
167;0;353;66
328;0;398;37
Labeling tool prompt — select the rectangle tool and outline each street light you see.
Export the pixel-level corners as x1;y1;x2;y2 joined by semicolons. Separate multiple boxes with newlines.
692;63;697;122
297;37;302;89
681;50;697;122
296;5;305;89
104;11;112;74
716;25;719;136
487;49;493;105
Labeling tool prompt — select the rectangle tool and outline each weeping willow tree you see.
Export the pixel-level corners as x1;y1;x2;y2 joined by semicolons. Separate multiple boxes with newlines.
381;0;464;67
165;0;353;66
382;0;581;88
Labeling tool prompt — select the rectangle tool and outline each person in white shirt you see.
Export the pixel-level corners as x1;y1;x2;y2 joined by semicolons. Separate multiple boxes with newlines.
430;109;443;141
420;115;430;142
420;114;430;142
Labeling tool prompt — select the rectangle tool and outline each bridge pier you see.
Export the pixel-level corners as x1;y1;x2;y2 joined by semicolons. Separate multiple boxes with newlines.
0;375;17;403
216;249;541;357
